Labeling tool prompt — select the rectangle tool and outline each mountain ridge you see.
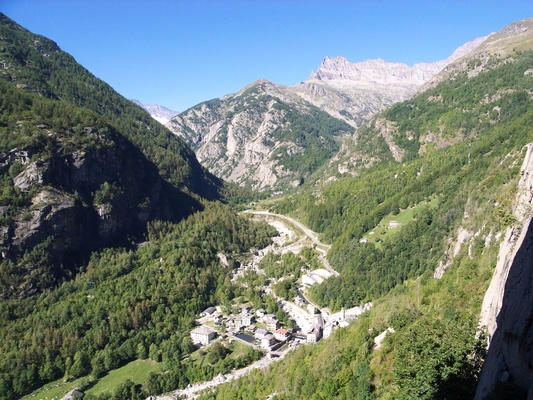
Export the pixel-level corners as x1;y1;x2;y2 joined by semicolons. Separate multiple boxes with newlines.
167;79;353;191
165;34;487;192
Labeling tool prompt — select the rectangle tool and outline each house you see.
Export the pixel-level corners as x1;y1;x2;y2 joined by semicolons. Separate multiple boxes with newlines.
265;318;279;332
191;326;216;346
261;333;276;349
263;313;276;321
306;325;322;344
256;308;265;318
323;323;333;339
313;313;324;329
274;328;291;341
201;306;216;317
255;328;268;339
236;313;255;328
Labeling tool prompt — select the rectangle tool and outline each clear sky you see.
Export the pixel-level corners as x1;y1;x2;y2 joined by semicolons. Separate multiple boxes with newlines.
1;1;532;112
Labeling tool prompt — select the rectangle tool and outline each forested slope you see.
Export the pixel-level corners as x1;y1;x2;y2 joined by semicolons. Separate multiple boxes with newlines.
0;204;275;399
0;13;220;198
0;15;278;399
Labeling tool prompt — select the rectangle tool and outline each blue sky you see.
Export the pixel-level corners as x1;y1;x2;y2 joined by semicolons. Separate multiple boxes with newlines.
1;1;532;111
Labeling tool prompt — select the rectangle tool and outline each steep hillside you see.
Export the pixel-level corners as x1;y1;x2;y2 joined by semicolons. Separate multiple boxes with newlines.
326;19;533;178
0;13;220;200
0;14;231;296
0;80;203;298
167;80;353;191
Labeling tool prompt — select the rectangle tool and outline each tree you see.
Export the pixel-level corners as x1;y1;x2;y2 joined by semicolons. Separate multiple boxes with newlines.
70;351;90;378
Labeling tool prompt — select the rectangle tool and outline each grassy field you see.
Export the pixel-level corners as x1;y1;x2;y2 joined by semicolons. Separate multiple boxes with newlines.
20;376;89;400
21;359;162;400
85;359;162;397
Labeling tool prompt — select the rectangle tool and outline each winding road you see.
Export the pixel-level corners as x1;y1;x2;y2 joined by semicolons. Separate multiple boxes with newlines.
244;210;339;277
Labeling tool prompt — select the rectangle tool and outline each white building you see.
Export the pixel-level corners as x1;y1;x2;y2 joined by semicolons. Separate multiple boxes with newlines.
265;318;279;332
261;333;276;349
306;325;322;344
255;328;268;339
238;313;255;327
274;328;291;341
190;326;216;346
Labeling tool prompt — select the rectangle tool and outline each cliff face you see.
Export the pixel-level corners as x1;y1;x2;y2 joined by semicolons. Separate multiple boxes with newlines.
475;144;533;399
0;127;199;298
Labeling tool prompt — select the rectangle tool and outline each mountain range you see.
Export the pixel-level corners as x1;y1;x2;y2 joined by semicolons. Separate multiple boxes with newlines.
164;35;486;191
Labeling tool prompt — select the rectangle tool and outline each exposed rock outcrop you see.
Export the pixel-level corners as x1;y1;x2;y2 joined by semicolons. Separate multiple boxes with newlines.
61;388;84;400
475;143;533;399
167;80;353;191
293;36;486;128
0;129;199;298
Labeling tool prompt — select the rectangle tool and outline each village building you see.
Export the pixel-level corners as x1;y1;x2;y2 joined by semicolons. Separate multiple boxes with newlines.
306;325;322;344
274;328;291;341
265;318;279;332
255;328;268;339
213;314;223;326
256;308;265;318
236;313;255;328
241;305;252;314
201;306;216;317
261;333;276;349
313;313;324;329
323;323;333;339
263;313;276;321
191;326;216;346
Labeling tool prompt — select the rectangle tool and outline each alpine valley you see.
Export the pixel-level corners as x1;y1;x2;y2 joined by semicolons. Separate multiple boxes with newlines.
1;12;533;400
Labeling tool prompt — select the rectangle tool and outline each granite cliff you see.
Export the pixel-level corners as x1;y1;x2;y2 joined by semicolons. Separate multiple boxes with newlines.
475;143;533;399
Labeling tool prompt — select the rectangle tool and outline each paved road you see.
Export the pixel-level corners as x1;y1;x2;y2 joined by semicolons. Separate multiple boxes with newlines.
244;210;339;276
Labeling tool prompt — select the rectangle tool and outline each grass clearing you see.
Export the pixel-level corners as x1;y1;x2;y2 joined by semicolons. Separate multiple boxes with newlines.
362;198;438;247
85;359;162;397
20;376;89;400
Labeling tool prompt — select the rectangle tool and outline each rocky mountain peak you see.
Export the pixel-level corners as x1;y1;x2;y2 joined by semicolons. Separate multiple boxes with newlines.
131;99;178;124
310;56;432;85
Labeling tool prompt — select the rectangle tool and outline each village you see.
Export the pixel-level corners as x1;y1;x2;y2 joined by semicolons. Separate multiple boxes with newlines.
191;299;370;355
190;211;371;353
166;212;371;399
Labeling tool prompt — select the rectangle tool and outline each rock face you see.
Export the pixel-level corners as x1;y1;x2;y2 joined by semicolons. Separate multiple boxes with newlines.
167;80;353;191
292;36;487;128
0;129;198;298
475;143;533;399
